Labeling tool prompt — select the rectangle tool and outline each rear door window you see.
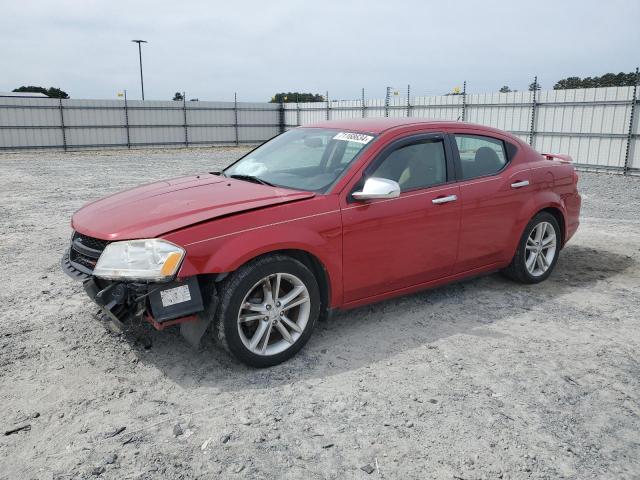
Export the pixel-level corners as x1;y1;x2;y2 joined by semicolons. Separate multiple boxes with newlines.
454;134;507;180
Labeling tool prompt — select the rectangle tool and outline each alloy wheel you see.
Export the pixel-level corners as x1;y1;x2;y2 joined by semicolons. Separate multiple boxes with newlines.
237;273;311;356
525;221;557;277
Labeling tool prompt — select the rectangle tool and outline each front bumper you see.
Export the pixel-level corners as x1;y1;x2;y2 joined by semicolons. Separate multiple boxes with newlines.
62;250;205;330
61;249;92;281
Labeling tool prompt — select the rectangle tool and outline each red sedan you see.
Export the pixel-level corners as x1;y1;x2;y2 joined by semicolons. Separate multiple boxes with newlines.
62;119;581;367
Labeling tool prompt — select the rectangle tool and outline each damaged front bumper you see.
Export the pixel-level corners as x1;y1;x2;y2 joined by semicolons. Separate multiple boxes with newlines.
61;249;207;335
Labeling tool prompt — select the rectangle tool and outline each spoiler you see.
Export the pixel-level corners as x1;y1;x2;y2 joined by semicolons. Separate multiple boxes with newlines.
542;153;573;163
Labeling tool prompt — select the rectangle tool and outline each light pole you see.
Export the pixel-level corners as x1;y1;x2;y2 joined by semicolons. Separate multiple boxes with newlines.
131;39;147;100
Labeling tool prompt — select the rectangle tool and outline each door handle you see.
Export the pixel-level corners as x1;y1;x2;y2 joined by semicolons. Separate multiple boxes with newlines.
432;194;458;205
511;180;530;188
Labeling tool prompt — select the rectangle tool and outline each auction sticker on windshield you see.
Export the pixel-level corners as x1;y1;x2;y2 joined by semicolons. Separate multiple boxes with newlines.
333;132;374;144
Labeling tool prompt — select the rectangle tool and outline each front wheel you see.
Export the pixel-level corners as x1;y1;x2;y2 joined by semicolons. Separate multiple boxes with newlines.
214;254;320;367
503;212;561;284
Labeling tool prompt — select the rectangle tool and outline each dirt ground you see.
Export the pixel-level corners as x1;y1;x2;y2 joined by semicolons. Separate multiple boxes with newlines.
0;147;639;480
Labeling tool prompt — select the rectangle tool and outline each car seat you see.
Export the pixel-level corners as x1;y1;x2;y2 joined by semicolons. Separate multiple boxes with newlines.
398;143;445;189
470;146;503;177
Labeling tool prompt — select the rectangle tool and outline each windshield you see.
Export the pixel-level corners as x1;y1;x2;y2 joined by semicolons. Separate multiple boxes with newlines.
223;128;375;192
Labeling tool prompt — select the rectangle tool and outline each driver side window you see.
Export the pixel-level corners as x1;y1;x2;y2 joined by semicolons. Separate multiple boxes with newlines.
370;139;447;191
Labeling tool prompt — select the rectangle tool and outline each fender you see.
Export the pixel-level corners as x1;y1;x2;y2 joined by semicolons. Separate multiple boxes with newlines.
165;208;344;307
504;190;568;261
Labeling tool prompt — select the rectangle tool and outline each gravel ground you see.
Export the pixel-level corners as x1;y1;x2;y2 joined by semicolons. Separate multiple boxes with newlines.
0;147;639;480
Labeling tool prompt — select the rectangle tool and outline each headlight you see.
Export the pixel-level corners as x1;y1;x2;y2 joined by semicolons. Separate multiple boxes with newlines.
93;239;185;282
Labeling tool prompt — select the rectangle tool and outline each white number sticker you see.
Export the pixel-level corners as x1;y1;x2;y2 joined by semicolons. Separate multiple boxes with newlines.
333;132;374;144
160;285;191;307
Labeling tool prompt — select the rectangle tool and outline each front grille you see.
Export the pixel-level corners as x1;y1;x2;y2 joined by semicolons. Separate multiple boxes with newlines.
71;252;98;270
68;231;109;275
73;232;109;251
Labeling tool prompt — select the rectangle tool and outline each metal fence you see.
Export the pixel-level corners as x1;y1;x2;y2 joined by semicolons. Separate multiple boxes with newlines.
1;82;639;174
0;96;280;150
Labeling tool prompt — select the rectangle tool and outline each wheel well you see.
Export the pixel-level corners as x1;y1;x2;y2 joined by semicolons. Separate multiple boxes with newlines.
219;249;331;316
539;207;565;246
278;250;331;314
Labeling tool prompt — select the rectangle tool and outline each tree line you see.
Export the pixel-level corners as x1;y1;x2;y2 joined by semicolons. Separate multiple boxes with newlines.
11;86;69;98
10;71;638;101
552;72;638;89
269;92;325;103
498;70;638;93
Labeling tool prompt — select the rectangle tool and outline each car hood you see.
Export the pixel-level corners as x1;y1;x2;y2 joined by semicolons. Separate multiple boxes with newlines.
72;174;315;240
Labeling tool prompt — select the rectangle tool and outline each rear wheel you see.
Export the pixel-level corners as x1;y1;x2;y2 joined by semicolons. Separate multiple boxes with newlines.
503;212;561;284
214;254;320;367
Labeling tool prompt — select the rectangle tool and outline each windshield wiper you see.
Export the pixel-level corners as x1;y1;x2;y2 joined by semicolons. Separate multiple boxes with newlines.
228;174;276;187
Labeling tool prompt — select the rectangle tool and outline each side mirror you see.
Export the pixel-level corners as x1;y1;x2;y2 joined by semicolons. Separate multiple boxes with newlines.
352;177;401;201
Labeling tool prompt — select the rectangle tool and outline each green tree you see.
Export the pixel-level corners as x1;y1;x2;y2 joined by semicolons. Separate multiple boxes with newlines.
553;76;582;90
172;92;184;101
12;86;69;98
269;92;324;103
553;71;639;90
528;81;541;91
499;85;512;93
46;87;69;98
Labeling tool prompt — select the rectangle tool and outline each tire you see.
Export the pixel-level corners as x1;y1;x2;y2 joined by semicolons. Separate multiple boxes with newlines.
502;212;561;284
214;254;321;367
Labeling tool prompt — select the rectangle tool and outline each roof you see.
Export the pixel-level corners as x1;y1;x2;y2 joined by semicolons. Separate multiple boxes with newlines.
0;91;49;98
303;118;524;143
304;118;467;134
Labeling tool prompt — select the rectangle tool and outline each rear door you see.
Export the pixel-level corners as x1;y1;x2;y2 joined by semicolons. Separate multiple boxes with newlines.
340;133;461;303
450;132;531;273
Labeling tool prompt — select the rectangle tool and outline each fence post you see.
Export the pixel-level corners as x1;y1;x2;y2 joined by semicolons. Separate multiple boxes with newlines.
279;101;285;134
361;88;366;118
623;67;639;175
123;90;131;149
182;92;188;147
325;91;330;121
461;81;467;122
384;87;391;117
296;93;301;126
406;84;411;117
58;98;67;151
234;92;239;146
528;76;539;146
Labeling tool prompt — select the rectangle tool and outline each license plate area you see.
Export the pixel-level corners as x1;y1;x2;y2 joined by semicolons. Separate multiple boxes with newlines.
149;277;204;323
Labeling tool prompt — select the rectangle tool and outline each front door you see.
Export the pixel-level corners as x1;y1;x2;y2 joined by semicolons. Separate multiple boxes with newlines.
341;134;461;303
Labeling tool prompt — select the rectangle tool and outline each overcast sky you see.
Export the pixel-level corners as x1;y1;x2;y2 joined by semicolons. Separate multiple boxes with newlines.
1;0;638;102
